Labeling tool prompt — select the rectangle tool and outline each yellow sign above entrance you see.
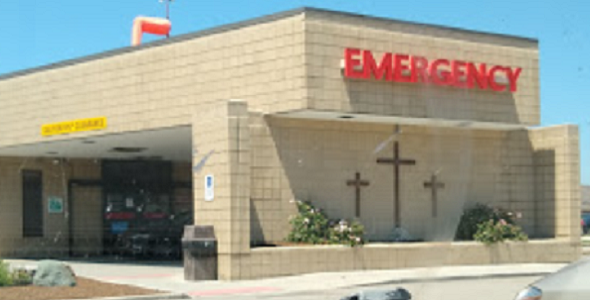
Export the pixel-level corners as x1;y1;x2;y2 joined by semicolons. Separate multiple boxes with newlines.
41;117;107;137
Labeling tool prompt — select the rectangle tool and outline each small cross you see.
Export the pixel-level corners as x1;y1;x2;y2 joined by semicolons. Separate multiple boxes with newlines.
346;172;370;218
377;141;416;227
424;174;445;217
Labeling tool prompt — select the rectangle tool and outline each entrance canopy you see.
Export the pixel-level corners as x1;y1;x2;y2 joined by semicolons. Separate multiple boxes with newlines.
272;110;529;131
0;126;192;162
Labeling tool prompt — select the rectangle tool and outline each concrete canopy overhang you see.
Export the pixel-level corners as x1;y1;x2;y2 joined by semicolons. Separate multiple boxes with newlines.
271;110;529;131
0;126;192;162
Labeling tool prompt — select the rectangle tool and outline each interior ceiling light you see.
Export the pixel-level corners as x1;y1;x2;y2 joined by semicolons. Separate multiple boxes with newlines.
111;147;147;153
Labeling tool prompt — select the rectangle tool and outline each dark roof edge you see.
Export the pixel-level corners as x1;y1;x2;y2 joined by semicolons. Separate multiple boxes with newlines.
304;7;538;44
0;7;537;82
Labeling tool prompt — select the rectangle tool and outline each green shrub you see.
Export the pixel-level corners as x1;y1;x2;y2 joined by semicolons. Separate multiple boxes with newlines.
474;219;528;245
286;200;331;244
0;260;12;287
286;200;365;247
328;220;365;247
455;203;516;240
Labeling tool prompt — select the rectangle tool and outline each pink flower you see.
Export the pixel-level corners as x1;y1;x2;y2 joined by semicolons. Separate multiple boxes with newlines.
499;219;507;226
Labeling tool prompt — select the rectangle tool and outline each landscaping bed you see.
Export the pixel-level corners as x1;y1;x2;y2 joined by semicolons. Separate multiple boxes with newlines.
252;239;425;248
0;277;162;300
275;200;527;248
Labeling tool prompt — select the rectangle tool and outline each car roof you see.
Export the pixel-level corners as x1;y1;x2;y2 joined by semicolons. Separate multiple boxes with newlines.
358;290;410;300
534;257;590;291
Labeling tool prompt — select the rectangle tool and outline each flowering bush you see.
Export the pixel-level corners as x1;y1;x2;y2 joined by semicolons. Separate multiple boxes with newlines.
474;219;528;245
286;200;365;247
455;203;519;241
286;200;331;244
328;220;365;247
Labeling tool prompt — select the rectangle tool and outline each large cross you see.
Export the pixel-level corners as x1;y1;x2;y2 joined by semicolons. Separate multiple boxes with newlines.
424;174;445;217
346;172;370;218
377;141;416;227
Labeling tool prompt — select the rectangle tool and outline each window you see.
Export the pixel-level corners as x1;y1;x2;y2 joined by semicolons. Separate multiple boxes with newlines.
22;170;43;237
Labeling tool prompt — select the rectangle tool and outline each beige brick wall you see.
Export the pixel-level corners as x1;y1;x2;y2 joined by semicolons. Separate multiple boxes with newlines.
249;117;549;244
530;125;581;240
303;10;540;125
0;157;101;257
0;15;306;148
238;240;579;279
0;157;191;257
192;100;251;280
249;112;296;244
0;9;540;151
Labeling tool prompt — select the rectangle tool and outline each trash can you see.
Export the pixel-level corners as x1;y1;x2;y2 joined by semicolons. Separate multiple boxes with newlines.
182;225;217;281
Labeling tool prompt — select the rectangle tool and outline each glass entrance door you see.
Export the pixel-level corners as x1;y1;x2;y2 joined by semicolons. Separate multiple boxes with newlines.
101;160;174;258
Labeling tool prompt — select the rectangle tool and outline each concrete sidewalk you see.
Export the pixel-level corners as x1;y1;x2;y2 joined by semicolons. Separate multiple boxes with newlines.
6;259;566;298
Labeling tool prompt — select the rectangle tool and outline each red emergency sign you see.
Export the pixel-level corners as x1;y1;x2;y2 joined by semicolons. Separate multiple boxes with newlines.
343;48;522;92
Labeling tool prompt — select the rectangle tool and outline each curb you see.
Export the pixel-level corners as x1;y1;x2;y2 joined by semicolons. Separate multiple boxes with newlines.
64;293;190;300
351;271;551;288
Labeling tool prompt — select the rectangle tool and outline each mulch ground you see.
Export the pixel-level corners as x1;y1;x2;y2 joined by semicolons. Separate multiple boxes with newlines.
0;277;163;300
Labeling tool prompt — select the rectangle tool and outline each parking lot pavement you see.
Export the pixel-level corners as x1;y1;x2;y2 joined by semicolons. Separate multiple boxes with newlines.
190;275;541;300
6;259;561;299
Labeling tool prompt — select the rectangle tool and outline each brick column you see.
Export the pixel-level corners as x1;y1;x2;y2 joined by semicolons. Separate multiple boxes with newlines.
192;100;251;280
530;125;581;244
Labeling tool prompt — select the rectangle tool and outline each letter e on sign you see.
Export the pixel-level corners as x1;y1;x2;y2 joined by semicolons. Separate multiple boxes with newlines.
205;175;214;201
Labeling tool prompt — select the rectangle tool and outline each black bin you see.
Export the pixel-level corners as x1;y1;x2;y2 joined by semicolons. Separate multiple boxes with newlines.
182;225;217;281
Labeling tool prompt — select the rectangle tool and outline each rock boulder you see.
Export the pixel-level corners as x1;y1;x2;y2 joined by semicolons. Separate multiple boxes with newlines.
33;260;76;287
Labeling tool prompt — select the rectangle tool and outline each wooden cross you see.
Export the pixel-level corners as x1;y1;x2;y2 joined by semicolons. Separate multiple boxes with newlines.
424;174;445;218
346;172;370;218
377;141;416;227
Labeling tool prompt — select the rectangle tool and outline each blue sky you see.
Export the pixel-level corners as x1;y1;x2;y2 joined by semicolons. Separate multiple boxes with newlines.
1;0;588;183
